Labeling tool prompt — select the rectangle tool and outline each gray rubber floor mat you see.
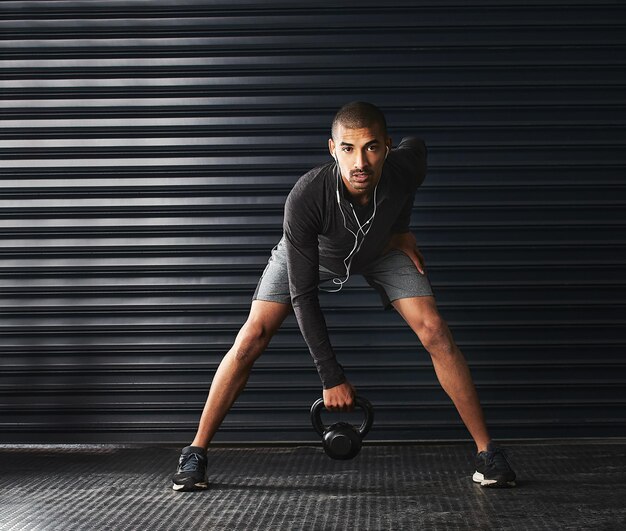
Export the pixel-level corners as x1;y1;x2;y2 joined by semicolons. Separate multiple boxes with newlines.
0;441;624;530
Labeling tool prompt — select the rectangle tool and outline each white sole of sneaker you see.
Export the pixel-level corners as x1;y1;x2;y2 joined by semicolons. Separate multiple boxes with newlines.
472;471;516;487
172;482;208;491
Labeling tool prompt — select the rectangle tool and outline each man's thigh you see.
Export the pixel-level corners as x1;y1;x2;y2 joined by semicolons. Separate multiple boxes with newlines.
245;299;292;336
391;295;441;333
253;240;292;305
253;237;340;304
361;249;434;310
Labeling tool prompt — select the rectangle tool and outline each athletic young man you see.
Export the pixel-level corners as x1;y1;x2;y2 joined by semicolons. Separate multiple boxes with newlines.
172;102;516;491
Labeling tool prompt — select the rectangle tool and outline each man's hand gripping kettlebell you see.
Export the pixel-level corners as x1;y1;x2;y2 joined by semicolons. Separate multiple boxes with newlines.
323;380;356;412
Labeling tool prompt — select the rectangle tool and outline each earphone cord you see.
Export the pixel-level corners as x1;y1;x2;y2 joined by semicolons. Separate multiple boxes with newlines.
320;166;378;293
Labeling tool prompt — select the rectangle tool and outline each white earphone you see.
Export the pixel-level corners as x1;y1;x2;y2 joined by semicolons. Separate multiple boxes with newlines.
322;155;381;293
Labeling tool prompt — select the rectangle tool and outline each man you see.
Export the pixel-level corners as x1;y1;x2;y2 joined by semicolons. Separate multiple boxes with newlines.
172;102;516;491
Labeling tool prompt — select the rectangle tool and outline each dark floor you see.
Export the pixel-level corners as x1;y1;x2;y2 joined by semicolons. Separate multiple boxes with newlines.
0;440;625;531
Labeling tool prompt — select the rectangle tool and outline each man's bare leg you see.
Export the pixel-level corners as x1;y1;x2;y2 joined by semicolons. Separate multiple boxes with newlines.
190;300;291;449
392;296;491;452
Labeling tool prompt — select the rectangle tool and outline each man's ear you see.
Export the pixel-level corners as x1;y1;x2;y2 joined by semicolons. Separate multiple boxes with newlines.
328;138;336;158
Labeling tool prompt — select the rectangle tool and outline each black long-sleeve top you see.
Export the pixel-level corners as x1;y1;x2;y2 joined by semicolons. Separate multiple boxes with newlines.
283;137;427;388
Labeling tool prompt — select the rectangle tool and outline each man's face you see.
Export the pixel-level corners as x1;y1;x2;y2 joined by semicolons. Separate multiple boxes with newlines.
328;124;391;201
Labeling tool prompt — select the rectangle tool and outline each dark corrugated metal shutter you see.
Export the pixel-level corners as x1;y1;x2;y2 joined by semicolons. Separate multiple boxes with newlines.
1;0;625;444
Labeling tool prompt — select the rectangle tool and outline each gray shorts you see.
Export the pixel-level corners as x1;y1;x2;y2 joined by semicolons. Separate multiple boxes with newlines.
253;238;433;309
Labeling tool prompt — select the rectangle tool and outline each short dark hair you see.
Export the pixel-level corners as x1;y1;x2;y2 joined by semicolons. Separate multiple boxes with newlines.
331;101;388;139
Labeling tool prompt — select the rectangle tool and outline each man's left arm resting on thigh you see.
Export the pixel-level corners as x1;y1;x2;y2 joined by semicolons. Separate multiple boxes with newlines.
384;137;429;274
385;231;426;275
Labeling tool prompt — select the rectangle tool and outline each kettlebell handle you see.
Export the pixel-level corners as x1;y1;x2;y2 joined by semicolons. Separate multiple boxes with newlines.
310;395;374;438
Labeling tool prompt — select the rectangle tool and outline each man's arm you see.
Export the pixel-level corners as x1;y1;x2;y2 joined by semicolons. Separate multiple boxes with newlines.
385;137;428;273
385;231;426;274
389;137;427;232
283;184;347;390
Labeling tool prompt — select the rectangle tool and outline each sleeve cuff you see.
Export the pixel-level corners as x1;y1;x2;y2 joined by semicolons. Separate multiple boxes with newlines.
315;358;346;389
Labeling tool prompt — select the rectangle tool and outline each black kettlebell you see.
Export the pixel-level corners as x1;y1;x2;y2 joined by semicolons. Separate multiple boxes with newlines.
310;396;374;460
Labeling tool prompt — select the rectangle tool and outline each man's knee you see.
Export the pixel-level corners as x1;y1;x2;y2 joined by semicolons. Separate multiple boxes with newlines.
414;313;455;355
232;319;273;366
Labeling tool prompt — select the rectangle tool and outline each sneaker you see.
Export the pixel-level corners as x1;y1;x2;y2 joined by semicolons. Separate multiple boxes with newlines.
172;445;209;492
473;442;516;487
